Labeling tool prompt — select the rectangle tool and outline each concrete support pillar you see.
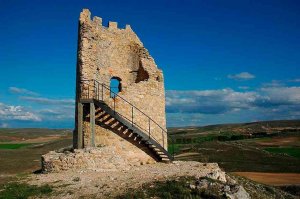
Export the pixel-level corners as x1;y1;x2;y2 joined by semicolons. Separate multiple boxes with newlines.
90;102;96;147
77;103;83;149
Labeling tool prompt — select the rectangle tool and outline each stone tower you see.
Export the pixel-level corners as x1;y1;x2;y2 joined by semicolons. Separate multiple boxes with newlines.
74;9;171;163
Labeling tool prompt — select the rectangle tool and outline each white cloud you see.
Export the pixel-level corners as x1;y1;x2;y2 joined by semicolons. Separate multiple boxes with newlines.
9;87;39;96
38;108;74;121
20;96;75;105
228;72;255;80
255;86;300;106
166;89;257;114
0;102;41;121
1;86;75;127
166;86;300;126
288;78;300;82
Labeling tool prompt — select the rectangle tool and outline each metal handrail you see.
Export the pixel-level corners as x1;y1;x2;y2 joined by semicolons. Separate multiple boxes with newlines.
80;79;175;159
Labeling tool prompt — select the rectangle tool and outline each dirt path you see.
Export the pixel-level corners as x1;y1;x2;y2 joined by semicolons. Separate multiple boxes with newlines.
233;172;300;186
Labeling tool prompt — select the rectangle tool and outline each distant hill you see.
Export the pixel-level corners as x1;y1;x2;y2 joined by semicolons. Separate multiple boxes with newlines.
0;128;72;142
168;119;300;136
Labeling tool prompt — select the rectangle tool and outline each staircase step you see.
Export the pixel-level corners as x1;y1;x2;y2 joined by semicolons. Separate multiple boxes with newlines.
153;148;161;152
107;118;118;126
97;115;110;123
95;111;108;119
95;110;102;115
101;115;112;122
158;154;168;158
127;132;134;138
96;112;109;119
93;99;173;163
111;121;120;128
115;123;124;131
161;158;172;163
122;129;129;135
148;145;157;149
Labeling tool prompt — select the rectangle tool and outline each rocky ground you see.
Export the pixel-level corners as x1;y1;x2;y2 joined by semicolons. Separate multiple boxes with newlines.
28;161;250;198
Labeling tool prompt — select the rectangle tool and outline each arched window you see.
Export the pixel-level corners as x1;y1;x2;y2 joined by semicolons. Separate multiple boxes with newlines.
110;77;121;98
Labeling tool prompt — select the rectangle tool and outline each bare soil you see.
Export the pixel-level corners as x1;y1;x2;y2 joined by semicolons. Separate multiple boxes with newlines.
233;172;300;186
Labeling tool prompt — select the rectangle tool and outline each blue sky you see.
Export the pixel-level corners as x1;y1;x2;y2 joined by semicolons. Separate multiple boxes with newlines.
0;0;300;128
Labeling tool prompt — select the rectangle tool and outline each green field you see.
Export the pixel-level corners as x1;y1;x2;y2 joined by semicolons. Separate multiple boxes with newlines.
169;120;300;173
0;128;72;185
0;143;32;149
264;147;300;159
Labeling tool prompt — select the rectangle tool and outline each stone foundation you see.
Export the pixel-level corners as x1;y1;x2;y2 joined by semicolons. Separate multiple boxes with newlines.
42;146;156;173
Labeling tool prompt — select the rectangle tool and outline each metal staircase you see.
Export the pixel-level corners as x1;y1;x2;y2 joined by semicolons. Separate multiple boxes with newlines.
78;79;174;162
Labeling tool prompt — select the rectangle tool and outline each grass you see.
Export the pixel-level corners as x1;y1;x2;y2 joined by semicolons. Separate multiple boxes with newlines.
264;147;300;159
116;176;225;199
0;182;52;199
168;143;184;154
0;143;32;149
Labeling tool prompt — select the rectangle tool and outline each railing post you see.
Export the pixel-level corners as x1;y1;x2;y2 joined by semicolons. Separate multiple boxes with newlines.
148;118;151;139
90;102;96;147
162;129;164;148
80;84;83;99
93;80;95;99
113;97;116;115
97;81;100;100
131;107;134;127
102;84;104;101
87;82;90;99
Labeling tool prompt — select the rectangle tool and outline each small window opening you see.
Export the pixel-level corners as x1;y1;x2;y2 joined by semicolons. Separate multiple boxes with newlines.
110;77;121;98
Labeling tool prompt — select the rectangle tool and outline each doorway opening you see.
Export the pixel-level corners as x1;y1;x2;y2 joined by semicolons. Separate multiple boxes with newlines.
110;77;122;98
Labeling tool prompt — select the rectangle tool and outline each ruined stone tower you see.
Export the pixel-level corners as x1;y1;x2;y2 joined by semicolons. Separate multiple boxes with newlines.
74;9;172;163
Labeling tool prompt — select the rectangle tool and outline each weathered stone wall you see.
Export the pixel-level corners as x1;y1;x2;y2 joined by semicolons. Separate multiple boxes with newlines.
42;146;156;173
74;9;167;161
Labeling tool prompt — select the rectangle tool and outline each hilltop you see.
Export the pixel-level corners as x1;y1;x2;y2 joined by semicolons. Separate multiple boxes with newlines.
169;119;300;142
0;120;299;198
169;119;300;135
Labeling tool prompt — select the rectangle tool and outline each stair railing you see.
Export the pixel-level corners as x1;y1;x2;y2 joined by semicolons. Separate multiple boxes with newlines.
80;79;175;160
